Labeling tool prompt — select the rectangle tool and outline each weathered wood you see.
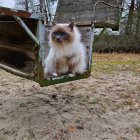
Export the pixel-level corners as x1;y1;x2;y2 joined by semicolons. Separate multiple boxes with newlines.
13;16;40;46
0;13;37;74
0;47;35;74
0;44;35;59
0;7;40;19
55;0;123;30
0;63;33;79
0;16;37;50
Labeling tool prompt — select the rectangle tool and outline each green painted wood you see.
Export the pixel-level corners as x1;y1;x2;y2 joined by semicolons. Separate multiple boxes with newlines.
13;16;40;46
39;25;94;87
34;20;45;83
0;16;37;50
39;70;91;87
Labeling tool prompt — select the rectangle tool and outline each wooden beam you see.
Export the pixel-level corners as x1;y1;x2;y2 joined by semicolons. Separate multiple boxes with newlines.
0;44;35;59
0;7;40;19
0;63;33;79
13;16;40;46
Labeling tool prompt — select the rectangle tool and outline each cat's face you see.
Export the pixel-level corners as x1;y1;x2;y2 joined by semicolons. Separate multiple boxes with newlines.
50;22;75;47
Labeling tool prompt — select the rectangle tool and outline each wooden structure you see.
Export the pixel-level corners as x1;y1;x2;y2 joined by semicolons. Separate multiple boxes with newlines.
0;0;123;86
42;0;123;86
0;7;45;82
55;0;123;30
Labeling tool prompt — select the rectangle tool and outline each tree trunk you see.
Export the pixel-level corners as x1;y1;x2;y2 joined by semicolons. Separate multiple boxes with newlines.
29;0;35;12
44;2;48;24
136;1;140;34
39;0;44;13
25;0;28;11
125;0;135;35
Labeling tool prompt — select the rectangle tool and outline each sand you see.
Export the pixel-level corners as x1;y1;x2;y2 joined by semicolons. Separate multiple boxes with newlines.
0;69;140;140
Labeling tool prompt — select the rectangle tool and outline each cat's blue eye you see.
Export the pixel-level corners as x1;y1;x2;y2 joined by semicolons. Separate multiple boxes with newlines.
61;32;68;36
52;32;68;36
53;32;58;35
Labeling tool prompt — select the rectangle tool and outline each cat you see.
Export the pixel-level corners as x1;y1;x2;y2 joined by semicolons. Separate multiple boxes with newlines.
44;22;86;76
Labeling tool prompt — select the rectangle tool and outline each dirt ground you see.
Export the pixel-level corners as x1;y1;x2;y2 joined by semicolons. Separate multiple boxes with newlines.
0;54;140;140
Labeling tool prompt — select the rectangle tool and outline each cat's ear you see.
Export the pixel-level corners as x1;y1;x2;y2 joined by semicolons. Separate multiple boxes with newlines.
68;22;74;31
52;21;57;26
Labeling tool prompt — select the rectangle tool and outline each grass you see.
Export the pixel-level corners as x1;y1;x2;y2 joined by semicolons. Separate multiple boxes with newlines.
89;99;99;104
75;119;81;124
92;53;140;74
134;127;140;135
19;101;39;108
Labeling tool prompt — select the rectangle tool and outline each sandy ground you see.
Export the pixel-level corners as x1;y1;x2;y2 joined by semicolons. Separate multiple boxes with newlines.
0;64;140;140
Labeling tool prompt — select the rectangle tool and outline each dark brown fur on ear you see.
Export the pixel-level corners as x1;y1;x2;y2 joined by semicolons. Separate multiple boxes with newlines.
68;22;75;31
52;21;57;26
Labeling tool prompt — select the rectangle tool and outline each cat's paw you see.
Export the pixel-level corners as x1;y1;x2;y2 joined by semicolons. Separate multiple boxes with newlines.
52;73;58;77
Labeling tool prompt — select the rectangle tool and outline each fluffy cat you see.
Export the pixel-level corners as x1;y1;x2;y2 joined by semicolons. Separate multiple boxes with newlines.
44;22;86;75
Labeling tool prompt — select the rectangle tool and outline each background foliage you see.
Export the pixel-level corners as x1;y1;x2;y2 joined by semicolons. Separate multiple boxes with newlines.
94;0;140;53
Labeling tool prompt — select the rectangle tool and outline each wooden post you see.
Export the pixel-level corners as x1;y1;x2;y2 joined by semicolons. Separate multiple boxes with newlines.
89;23;95;71
35;19;45;82
0;63;33;79
13;16;40;46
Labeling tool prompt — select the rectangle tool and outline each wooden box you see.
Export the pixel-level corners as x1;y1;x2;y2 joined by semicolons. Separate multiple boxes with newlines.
0;0;123;86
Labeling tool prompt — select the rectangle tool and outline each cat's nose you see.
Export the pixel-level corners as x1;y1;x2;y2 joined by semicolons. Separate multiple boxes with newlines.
56;37;62;42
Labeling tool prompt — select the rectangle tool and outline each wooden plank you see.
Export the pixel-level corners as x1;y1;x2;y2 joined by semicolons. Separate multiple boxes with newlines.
0;16;37;50
54;0;123;30
13;16;40;46
0;63;33;79
0;7;42;79
0;47;35;74
0;7;40;19
0;15;37;74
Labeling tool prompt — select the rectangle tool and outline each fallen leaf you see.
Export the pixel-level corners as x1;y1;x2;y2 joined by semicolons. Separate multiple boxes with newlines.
67;126;77;132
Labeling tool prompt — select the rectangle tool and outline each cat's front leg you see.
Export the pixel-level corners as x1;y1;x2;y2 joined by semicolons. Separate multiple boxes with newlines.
67;54;80;73
68;54;86;74
44;49;55;75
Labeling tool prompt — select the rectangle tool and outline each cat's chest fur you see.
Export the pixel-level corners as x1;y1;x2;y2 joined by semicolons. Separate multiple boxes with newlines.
53;43;79;59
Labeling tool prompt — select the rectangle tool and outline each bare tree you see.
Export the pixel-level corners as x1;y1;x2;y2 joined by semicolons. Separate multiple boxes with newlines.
136;1;140;34
25;0;28;11
125;0;135;34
